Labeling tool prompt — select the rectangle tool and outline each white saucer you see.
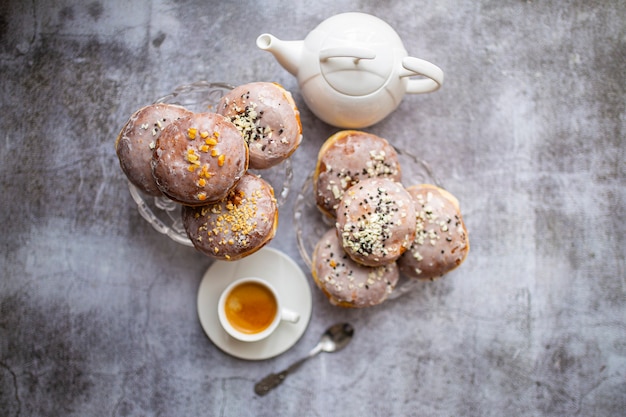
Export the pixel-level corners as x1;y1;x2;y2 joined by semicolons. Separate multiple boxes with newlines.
197;247;312;360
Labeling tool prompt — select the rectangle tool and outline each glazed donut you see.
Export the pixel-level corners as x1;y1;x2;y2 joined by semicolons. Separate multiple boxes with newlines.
217;82;302;169
335;177;416;267
181;173;278;261
115;103;193;196
312;228;399;308
152;112;248;206
314;130;402;218
397;184;469;280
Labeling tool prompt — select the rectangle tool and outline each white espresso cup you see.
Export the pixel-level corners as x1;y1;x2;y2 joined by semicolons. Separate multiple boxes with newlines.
218;277;300;342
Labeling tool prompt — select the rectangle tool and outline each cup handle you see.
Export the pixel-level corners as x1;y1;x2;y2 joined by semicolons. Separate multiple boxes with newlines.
280;308;300;323
400;56;444;94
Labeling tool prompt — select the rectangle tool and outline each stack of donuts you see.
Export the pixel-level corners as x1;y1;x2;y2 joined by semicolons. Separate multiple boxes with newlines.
311;130;469;308
115;82;302;261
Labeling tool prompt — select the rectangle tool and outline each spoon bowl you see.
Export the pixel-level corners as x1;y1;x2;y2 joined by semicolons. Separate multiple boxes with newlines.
318;323;354;353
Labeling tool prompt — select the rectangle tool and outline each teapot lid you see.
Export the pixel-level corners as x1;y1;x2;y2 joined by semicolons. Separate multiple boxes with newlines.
313;12;405;96
319;40;395;96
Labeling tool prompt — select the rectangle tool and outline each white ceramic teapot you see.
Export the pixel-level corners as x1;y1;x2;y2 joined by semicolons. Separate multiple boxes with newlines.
256;12;444;128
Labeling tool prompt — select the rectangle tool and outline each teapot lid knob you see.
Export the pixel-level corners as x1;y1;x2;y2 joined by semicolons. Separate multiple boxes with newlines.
319;46;376;61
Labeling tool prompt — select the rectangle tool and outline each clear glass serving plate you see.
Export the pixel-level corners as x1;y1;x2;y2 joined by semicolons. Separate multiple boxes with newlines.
128;81;293;247
293;148;442;300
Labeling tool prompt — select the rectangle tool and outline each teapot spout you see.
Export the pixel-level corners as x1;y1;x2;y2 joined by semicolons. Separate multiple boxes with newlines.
256;34;302;77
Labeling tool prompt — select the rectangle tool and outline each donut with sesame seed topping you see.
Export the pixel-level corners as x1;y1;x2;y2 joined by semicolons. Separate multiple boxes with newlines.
217;82;302;169
313;130;402;218
397;184;469;280
335;177;416;267
151;112;249;206
115;103;193;196
312;228;399;308
181;173;278;261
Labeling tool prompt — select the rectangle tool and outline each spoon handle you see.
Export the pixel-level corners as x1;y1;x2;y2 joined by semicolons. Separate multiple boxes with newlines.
253;370;289;396
253;353;314;396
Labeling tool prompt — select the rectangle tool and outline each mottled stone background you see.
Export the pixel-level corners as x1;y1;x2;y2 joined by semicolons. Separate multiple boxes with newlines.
1;1;624;416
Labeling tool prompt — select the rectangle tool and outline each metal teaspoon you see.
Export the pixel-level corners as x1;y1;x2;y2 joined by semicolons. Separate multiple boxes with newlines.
254;323;355;396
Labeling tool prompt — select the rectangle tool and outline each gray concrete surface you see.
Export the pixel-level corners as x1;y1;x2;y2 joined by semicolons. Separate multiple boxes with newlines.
1;1;625;416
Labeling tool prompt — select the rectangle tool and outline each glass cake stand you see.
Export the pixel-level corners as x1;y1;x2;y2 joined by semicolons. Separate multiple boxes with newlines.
293;148;442;300
128;81;293;247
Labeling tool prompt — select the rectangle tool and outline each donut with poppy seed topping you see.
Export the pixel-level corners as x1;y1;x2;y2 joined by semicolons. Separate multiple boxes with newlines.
335;177;416;267
397;184;469;280
217;82;302;169
181;173;278;261
313;130;402;218
312;228;399;308
115;103;193;196
151;112;248;206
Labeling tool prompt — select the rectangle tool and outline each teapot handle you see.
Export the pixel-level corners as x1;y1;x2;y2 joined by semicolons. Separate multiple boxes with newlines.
400;57;444;94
